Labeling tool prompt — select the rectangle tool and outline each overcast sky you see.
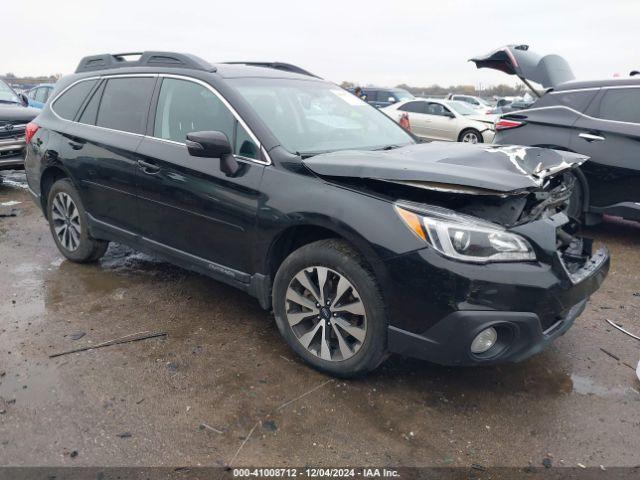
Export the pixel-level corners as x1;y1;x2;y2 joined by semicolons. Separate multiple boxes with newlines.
4;0;639;87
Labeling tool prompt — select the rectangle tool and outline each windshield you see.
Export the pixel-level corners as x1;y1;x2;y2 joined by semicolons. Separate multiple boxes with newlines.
230;78;414;156
392;89;414;101
0;79;20;104
447;100;479;116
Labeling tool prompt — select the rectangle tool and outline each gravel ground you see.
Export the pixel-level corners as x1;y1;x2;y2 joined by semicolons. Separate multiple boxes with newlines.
1;170;639;469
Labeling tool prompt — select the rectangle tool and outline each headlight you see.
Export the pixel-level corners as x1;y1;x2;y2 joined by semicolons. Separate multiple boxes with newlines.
395;203;535;263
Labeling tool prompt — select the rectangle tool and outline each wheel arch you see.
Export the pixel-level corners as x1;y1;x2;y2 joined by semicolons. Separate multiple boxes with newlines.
458;127;482;143
531;144;590;213
39;163;75;217
264;222;384;282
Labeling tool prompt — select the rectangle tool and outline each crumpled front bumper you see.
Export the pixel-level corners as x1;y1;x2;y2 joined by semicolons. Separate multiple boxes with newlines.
381;212;610;366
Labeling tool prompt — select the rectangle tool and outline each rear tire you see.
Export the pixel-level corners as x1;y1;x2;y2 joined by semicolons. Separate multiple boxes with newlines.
273;239;388;378
47;178;109;262
458;128;483;144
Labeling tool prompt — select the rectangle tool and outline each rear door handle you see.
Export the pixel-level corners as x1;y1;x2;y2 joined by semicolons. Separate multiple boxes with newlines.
578;132;605;142
137;159;160;174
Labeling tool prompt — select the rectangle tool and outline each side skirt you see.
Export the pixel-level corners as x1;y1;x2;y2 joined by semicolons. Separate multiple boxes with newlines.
86;214;272;310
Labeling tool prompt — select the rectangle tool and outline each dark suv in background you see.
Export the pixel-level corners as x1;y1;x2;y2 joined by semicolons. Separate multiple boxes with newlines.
24;52;608;377
472;45;640;223
359;87;414;108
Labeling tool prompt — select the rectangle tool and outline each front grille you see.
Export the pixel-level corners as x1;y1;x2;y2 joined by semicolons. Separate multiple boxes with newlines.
0;123;26;140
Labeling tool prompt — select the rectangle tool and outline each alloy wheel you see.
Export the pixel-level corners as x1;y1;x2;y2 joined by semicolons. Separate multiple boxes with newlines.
285;266;367;361
51;192;81;252
462;131;479;143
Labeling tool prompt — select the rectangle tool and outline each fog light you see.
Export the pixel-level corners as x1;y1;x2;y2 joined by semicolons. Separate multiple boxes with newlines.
471;327;498;354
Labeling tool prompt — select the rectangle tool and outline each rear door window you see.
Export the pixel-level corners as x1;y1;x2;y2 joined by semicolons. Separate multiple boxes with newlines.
399;101;425;113
595;88;640;123
96;77;155;134
52;80;98;120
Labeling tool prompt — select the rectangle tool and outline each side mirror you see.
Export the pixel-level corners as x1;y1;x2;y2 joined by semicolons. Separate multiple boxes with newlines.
19;93;29;107
185;131;241;177
445;111;455;118
388;96;397;103
186;131;232;158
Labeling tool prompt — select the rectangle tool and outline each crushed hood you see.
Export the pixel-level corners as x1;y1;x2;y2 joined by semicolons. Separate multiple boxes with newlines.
302;142;587;194
470;44;574;89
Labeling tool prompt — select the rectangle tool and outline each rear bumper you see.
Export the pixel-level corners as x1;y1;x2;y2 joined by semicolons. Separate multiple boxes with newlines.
383;245;609;366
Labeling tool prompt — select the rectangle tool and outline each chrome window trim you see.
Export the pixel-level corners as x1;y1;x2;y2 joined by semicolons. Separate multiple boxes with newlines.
49;73;271;165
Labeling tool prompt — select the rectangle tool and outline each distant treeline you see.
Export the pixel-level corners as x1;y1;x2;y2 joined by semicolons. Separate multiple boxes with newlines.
341;81;526;98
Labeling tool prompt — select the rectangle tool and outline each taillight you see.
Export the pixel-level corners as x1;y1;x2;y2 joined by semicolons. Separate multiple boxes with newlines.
495;119;524;131
25;122;40;144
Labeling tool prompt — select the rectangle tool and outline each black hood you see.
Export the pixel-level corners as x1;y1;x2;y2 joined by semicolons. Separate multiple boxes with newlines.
302;142;586;193
470;44;575;89
0;104;39;123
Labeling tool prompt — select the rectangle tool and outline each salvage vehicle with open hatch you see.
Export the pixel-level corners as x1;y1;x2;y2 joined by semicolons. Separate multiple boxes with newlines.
471;44;640;224
24;52;609;377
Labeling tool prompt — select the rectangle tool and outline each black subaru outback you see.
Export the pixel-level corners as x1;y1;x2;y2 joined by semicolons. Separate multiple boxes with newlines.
24;52;609;377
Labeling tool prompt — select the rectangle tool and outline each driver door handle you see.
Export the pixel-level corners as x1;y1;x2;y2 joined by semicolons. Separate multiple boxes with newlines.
578;132;605;142
137;159;161;174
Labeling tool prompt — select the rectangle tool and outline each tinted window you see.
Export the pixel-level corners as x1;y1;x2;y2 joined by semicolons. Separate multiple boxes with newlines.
96;77;155;134
596;88;640;123
52;80;97;120
399;101;425;113
78;82;105;125
154;78;235;144
554;91;596;112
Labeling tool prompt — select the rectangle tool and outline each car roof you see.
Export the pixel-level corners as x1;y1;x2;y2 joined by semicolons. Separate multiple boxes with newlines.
554;76;640;91
73;52;323;82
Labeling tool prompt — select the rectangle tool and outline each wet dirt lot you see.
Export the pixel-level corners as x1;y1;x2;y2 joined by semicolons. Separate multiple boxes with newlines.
1;170;639;469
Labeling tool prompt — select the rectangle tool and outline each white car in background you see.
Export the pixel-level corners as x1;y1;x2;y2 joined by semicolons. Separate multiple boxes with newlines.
446;94;494;114
382;98;496;143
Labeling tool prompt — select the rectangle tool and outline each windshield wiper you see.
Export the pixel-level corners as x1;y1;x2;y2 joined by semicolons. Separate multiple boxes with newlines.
0;100;21;105
374;144;401;151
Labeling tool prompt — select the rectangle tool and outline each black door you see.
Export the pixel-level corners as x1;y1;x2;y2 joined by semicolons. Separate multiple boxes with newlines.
570;87;640;217
134;77;265;275
65;76;156;233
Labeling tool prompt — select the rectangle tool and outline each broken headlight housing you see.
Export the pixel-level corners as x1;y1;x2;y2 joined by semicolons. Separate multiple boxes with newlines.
395;202;536;263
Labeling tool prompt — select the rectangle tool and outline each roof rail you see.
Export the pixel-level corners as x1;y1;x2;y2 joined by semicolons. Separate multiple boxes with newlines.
222;62;320;78
75;51;216;73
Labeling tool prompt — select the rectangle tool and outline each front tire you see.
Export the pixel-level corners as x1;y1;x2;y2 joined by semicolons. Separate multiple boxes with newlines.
273;239;388;378
47;178;109;262
564;171;585;222
458;128;483;144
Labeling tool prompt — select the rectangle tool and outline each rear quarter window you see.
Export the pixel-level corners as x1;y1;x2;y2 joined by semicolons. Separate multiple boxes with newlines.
541;90;597;112
594;88;640;123
52;80;98;120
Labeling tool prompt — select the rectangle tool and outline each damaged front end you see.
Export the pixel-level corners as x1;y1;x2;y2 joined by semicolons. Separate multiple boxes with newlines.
304;141;606;287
